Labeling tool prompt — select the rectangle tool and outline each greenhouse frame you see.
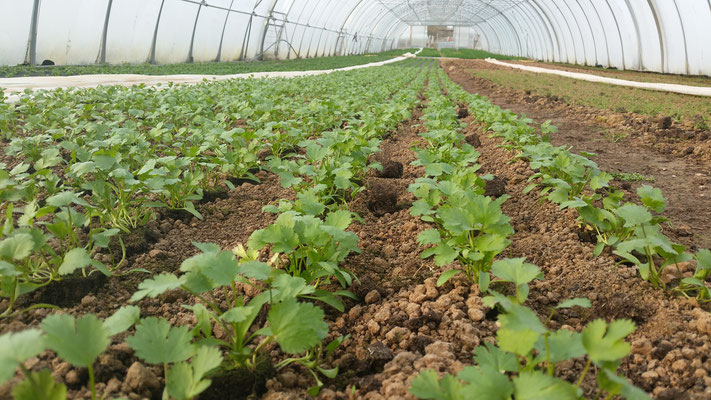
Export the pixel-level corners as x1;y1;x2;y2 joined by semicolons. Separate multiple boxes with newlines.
2;0;711;75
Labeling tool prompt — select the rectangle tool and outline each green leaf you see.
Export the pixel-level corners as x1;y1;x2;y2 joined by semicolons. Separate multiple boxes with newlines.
166;346;223;400
556;298;591;309
0;233;35;260
181;249;239;287
41;314;110;368
185;304;212;337
436;269;461;287
458;366;513;400
103;305;141;336
613;204;652;228
497;327;539;356
268;299;328;354
130;273;184;302
409;369;461;400
694;249;711;279
12;370;67;400
513;372;578;400
582;319;635;365
498;303;547;334
432;243;459;266
58;248;93;275
126;317;194;365
183;201;203;220
221;306;255;323
472;342;517;372
91;228;120;248
637;185;665;213
538;330;585;363
237;261;272;280
324;209;352;230
46;191;87;208
0;260;20;277
599;370;650;400
418;229;441;245
0;329;46;384
491;258;541;286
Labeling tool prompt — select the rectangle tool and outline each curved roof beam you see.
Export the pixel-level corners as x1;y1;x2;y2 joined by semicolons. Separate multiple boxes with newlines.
378;1;523;55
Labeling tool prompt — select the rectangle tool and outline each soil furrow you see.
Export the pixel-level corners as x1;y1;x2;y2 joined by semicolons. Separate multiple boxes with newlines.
443;59;711;252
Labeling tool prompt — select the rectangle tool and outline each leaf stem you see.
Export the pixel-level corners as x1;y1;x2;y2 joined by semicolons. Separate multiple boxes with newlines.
88;364;96;400
576;359;592;388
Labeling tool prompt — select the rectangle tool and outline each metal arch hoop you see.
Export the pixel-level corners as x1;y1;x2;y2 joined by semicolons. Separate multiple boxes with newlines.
581;0;611;67
296;0;327;57
335;0;367;55
644;0;665;72
257;0;281;60
670;0;690;75
521;0;558;61
455;1;524;57
542;0;580;63
571;0;601;66
508;1;550;59
528;0;566;62
600;0;626;70
620;0;643;70
187;1;205;63
97;0;114;64
148;0;166;64
561;0;594;65
456;3;525;56
215;0;236;62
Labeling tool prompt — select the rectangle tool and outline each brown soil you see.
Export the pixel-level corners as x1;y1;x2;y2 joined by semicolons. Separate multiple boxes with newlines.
443;59;711;252
3;67;711;400
258;101;711;399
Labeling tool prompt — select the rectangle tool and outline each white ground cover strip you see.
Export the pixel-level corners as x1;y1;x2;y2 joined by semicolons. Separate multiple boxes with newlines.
486;58;711;98
0;52;419;103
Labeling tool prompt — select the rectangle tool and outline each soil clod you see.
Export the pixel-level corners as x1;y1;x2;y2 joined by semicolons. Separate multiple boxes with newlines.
367;181;398;217
484;175;507;197
465;133;481;147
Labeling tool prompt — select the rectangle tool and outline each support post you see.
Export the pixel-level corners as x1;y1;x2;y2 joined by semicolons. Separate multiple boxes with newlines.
148;0;166;64
97;0;114;64
187;1;204;63
24;0;41;65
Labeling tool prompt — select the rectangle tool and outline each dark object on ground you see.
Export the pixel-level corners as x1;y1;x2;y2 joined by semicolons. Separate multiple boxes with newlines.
484;176;507;197
379;160;403;178
367;182;398;216
465;134;481;147
658;116;673;130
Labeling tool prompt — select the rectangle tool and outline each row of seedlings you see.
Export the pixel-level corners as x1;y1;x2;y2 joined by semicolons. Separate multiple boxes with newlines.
407;67;647;400
441;70;711;301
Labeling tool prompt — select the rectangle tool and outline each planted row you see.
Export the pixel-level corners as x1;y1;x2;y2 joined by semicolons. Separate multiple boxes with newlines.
0;61;423;317
408;66;646;399
441;69;711;301
0;61;432;398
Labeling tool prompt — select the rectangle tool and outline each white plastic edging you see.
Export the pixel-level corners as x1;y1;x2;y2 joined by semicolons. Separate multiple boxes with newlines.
1;53;417;103
485;59;711;98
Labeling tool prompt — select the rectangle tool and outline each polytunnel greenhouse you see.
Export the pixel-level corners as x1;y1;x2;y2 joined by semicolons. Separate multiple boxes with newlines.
1;1;711;399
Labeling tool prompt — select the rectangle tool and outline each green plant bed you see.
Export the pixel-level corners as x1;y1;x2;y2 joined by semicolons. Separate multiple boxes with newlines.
439;48;523;60
0;49;417;78
417;48;442;58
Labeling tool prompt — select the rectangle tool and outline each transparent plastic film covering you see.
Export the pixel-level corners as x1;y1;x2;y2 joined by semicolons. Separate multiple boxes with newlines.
0;0;709;75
